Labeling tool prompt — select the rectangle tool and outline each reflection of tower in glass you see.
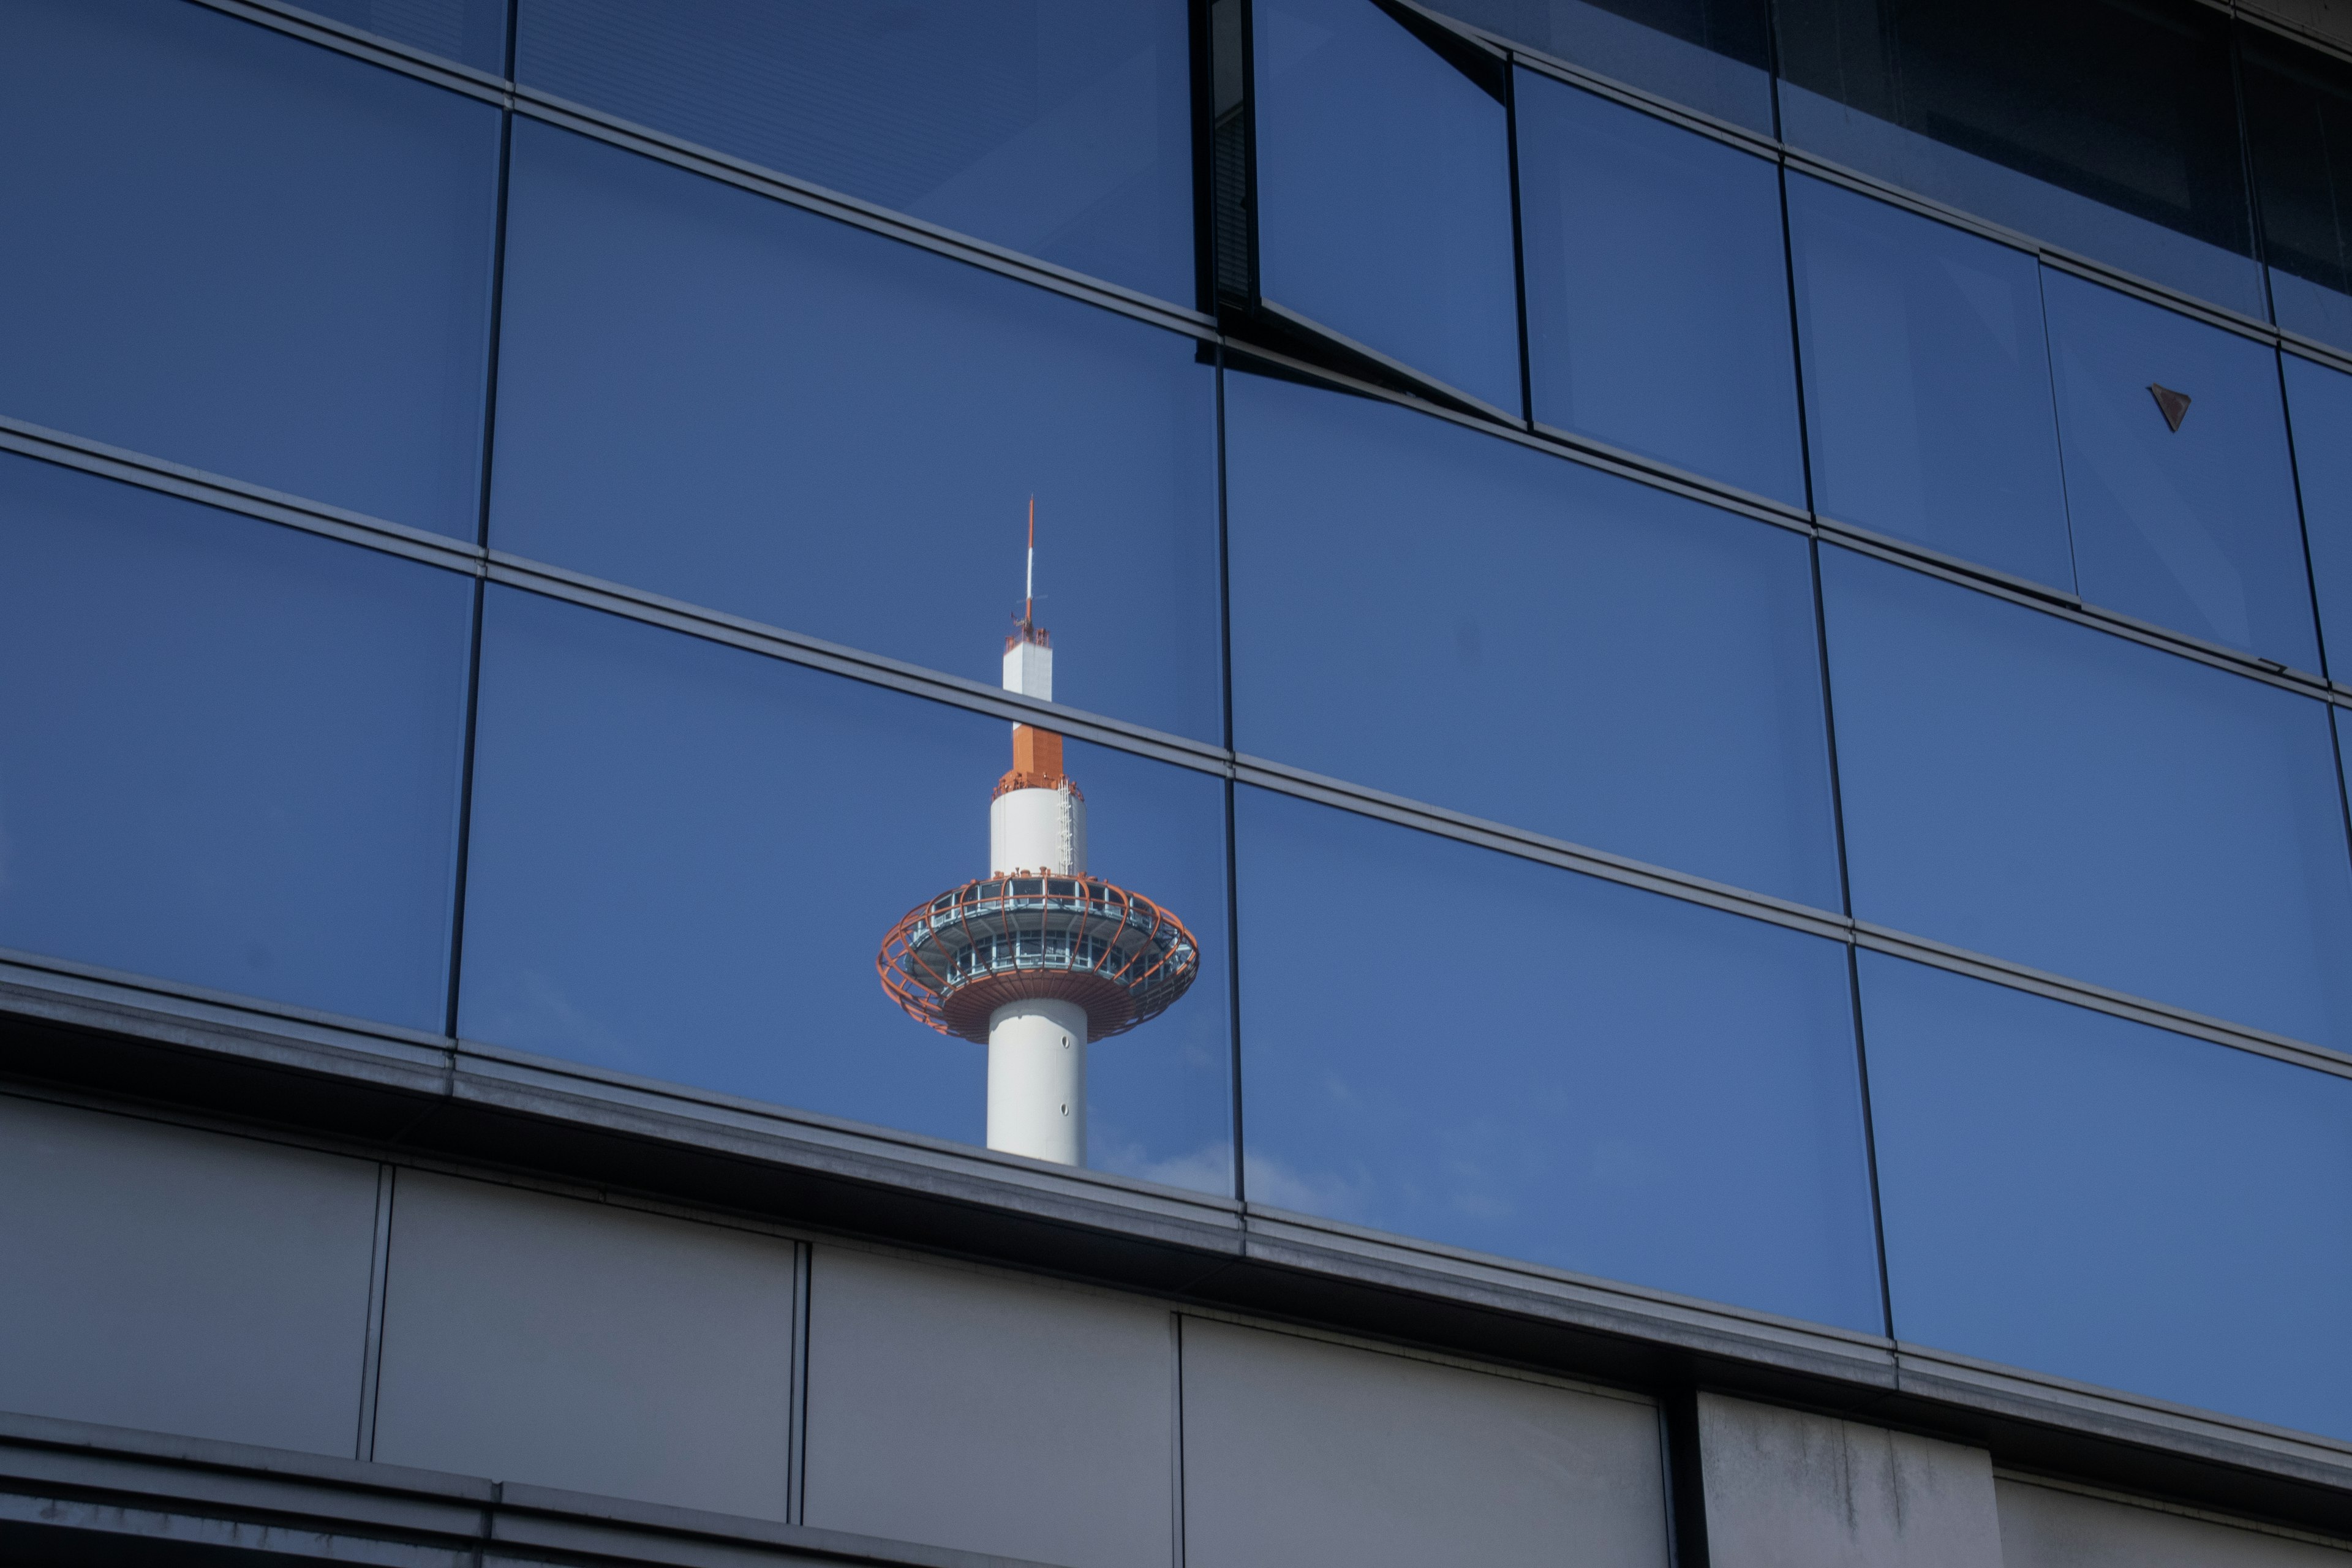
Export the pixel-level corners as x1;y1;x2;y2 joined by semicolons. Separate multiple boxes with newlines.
876;504;1200;1166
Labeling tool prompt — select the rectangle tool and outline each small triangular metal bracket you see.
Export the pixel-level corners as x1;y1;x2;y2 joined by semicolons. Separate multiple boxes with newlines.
2150;383;2192;432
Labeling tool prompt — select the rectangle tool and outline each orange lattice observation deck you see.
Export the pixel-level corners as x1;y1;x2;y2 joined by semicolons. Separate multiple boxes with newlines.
875;503;1199;1166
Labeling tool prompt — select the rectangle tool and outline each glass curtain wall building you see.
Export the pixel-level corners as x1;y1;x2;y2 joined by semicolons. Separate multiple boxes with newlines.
6;0;2352;1561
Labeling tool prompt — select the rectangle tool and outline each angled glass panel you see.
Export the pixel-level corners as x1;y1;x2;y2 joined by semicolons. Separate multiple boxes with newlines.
1863;953;2352;1444
1825;546;2352;1050
2244;29;2352;355
1235;788;1883;1333
1517;70;1803;505
1227;371;1841;909
0;0;500;540
2286;355;2352;682
490;121;1224;745
458;587;1234;1191
292;0;510;73
1254;0;1521;412
0;454;473;1032
514;0;1194;306
1787;176;2072;590
2045;270;2316;672
1773;0;2262;316
1421;0;1773;132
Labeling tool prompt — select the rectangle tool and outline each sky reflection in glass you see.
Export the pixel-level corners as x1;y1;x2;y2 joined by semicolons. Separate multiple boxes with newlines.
456;587;1234;1192
1422;0;1774;132
2283;353;2352;683
299;0;510;72
1236;787;1883;1333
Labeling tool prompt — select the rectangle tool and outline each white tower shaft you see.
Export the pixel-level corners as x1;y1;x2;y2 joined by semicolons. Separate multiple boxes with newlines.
988;997;1087;1164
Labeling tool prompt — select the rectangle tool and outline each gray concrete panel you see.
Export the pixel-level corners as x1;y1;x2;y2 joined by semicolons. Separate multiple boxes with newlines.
802;1246;1175;1568
1179;1317;1668;1568
370;1171;796;1518
1697;1393;2003;1568
0;1094;378;1455
1999;1477;2352;1567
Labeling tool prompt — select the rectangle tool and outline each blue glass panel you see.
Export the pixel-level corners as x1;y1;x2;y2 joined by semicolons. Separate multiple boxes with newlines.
1227;372;1840;908
2044;270;2316;672
2274;271;2352;357
1863;953;2352;1442
1825;546;2352;1049
1254;0;1521;412
515;0;1193;305
2245;31;2352;356
457;587;1233;1189
0;0;499;540
2283;355;2352;684
0;456;472;1031
1235;788;1883;1332
1422;0;1773;132
1517;70;1803;505
293;0;510;73
1787;176;2072;590
490;122;1223;744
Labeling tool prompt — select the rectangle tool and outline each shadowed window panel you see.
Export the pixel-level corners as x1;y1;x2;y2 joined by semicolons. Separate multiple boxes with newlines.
0;0;500;540
515;0;1194;304
293;0;510;72
457;587;1234;1193
1420;0;1772;132
490;122;1223;744
1253;0;1521;412
1235;787;1883;1333
1517;71;1803;505
2244;29;2352;355
1227;372;1841;909
2285;354;2352;681
1824;546;2352;1049
1773;0;2262;317
2044;270;2315;672
1863;953;2352;1444
1787;176;2073;590
0;454;473;1032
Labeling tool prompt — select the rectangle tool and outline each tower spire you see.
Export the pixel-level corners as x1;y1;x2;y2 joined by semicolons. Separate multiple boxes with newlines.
1025;494;1035;630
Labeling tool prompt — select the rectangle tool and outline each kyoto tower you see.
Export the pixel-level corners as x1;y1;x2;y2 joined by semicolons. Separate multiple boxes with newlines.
876;504;1200;1166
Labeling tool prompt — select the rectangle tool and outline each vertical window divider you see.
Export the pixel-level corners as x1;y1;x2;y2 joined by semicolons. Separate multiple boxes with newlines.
1504;58;1536;427
1216;349;1248;1210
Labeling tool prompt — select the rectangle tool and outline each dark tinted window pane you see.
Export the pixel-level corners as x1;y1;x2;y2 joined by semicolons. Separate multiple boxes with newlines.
491;123;1223;744
2044;271;2316;671
1825;546;2352;1049
1774;0;2263;315
2244;29;2352;353
1423;0;1772;132
1227;372;1840;907
2285;354;2352;681
292;0;510;73
1788;176;2072;589
1236;788;1883;1332
1863;954;2352;1443
0;0;499;540
1254;0;1521;412
515;0;1194;305
0;456;473;1032
458;587;1233;1189
1517;71;1803;504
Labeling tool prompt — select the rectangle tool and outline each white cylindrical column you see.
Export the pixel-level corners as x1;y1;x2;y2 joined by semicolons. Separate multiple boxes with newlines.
990;783;1086;876
987;997;1087;1164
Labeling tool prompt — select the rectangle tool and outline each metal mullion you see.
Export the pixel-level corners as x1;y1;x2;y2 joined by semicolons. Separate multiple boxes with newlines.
184;0;510;103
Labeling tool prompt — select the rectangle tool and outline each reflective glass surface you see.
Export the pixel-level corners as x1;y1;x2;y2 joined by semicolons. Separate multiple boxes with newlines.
2244;30;2352;354
0;455;473;1032
1227;372;1839;907
2043;270;2315;672
1825;546;2352;1049
458;587;1234;1190
295;0;510;73
515;0;1194;305
1423;0;1773;132
0;0;500;540
1773;0;2263;315
2285;354;2352;681
1787;176;2071;589
1517;71;1803;504
1863;953;2352;1443
1236;788;1883;1332
491;121;1224;744
1253;0;1521;412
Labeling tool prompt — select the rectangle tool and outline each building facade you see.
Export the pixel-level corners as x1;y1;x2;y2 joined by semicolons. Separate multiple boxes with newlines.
4;0;2352;1562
